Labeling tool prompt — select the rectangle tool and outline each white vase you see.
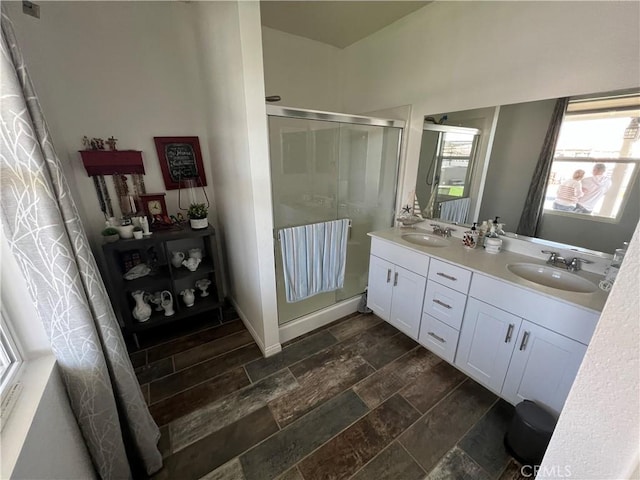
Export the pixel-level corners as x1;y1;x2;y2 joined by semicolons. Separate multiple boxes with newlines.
182;257;201;272
139;216;150;235
160;290;174;316
131;290;152;322
180;288;195;307
188;248;202;260
195;278;211;297
190;218;208;230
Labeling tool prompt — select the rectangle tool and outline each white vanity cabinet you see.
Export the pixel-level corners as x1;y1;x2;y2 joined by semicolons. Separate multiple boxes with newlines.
455;298;522;393
459;273;599;412
366;231;601;415
419;259;471;363
501;321;587;413
367;238;429;339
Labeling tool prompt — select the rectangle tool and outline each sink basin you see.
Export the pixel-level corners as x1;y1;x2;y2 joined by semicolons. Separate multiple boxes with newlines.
401;233;451;248
507;263;597;293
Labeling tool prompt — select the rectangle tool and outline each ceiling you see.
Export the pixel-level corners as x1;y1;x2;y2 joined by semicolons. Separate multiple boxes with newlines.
260;1;430;48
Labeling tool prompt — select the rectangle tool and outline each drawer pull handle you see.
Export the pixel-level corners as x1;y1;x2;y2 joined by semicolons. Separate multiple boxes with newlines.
386;269;391;283
436;272;457;282
433;299;452;310
505;323;514;343
519;331;530;351
428;331;446;343
393;272;399;286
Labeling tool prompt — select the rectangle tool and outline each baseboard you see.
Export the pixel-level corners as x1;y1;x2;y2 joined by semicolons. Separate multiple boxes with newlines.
228;297;282;358
278;296;360;344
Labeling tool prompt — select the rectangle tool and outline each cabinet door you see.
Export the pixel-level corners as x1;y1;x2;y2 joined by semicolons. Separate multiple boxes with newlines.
502;320;587;413
455;298;522;393
388;265;427;339
367;255;394;321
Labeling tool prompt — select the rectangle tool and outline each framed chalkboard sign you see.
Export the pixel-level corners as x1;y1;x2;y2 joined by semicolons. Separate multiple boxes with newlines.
154;136;207;190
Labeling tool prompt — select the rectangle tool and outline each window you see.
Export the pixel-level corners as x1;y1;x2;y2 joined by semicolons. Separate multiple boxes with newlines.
0;309;22;394
544;93;640;221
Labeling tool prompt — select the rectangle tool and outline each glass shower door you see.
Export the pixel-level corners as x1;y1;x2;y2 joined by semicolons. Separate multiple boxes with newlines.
268;113;402;325
336;123;401;302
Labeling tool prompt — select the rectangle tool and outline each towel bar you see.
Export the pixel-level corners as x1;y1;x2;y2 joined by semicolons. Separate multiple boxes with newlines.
275;219;352;241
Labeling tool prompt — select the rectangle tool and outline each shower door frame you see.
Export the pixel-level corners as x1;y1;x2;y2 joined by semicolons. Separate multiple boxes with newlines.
267;105;405;327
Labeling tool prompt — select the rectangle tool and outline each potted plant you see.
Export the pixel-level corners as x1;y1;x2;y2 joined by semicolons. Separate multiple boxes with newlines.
133;226;143;239
101;227;120;243
187;203;208;230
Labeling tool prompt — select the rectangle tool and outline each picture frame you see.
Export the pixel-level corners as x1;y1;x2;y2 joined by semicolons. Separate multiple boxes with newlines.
139;193;169;227
154;136;207;190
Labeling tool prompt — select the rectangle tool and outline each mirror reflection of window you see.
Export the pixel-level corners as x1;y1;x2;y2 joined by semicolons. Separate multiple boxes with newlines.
544;94;640;221
418;125;481;220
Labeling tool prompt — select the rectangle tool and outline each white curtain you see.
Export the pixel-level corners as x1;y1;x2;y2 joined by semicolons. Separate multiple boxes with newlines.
0;10;161;479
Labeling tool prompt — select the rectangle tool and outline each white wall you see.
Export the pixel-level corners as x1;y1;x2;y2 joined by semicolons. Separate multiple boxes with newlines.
478;100;556;227
539;220;640;479
339;1;640;211
10;363;97;480
193;1;280;356
262;27;343;112
4;1;215;246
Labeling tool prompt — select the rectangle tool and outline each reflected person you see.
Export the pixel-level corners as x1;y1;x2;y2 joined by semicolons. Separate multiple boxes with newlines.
553;169;585;211
574;163;611;214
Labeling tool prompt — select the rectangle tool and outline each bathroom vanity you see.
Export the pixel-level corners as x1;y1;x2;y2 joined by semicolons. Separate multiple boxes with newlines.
367;227;608;414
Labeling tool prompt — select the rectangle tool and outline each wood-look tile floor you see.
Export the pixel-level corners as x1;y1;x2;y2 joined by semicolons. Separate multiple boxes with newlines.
130;307;527;480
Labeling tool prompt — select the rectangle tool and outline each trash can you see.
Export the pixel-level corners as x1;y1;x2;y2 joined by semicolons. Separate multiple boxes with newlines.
505;400;557;466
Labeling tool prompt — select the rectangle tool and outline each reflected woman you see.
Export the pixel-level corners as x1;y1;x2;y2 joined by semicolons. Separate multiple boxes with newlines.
553;169;585;212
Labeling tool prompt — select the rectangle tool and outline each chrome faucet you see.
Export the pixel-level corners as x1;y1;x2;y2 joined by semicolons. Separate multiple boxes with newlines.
542;250;593;272
566;257;593;272
542;250;564;267
430;224;456;238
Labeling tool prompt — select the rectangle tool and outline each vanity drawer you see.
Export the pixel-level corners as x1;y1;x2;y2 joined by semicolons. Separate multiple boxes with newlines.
428;258;472;293
419;313;459;363
423;280;467;330
370;237;430;276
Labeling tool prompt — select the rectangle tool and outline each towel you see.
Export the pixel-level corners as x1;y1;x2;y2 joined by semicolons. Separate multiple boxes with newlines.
439;197;471;224
279;219;350;303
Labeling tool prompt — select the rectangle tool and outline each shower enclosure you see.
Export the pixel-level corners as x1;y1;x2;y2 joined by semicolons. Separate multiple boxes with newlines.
267;106;404;325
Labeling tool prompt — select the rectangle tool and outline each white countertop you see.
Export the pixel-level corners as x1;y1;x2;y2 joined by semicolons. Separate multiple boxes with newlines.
369;227;610;313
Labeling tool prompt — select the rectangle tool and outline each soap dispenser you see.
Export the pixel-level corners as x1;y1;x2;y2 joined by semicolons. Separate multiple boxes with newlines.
463;222;479;249
484;216;503;254
600;241;629;291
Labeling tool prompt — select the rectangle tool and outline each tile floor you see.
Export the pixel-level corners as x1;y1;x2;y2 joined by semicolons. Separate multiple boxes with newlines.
129;307;527;480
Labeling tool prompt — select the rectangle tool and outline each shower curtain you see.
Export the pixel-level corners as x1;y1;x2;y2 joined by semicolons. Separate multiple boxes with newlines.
1;10;161;479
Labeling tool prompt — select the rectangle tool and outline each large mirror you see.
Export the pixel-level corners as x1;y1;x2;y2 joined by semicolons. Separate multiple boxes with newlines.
416;91;640;254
